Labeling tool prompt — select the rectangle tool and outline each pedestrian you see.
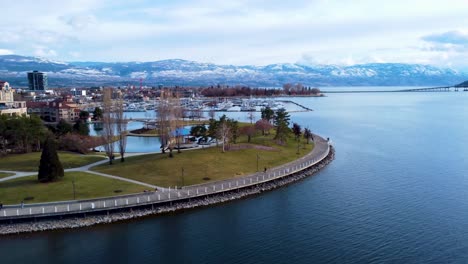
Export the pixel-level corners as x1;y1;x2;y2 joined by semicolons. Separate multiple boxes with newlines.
264;167;267;173
21;201;24;208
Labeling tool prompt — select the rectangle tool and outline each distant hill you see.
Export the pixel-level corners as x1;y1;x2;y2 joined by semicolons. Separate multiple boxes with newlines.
1;55;467;87
455;80;468;87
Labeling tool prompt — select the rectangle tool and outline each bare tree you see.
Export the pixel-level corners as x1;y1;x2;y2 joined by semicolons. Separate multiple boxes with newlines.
157;89;182;157
194;107;203;121
255;119;273;135
101;87;115;165
247;110;255;124
115;93;127;162
218;119;231;153
283;83;293;95
311;88;321;95
239;125;256;143
172;92;183;154
208;108;216;120
157;90;170;154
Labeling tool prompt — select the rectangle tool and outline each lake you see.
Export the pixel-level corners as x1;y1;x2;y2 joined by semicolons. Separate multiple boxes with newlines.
2;90;468;263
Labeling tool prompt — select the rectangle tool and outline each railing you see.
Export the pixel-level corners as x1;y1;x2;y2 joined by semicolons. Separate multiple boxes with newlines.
0;135;330;221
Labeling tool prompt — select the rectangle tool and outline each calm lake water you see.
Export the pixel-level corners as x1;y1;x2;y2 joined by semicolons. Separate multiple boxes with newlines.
2;90;468;263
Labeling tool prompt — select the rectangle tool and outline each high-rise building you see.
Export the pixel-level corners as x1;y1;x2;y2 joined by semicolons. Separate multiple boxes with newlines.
27;71;48;91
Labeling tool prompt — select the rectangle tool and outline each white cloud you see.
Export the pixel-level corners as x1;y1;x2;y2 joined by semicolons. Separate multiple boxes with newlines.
1;0;468;69
34;46;58;57
68;51;81;58
0;49;14;55
62;15;98;30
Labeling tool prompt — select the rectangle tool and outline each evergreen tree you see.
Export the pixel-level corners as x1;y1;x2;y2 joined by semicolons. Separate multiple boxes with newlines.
79;110;90;120
93;107;103;120
292;123;302;141
38;137;64;182
303;128;312;144
261;106;275;123
73;120;90;136
190;124;207;137
273;108;291;144
56;119;73;136
229;119;239;144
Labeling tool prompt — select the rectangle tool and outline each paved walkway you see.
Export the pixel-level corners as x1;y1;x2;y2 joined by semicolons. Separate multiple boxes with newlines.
0;151;168;183
0;135;330;220
0;144;216;184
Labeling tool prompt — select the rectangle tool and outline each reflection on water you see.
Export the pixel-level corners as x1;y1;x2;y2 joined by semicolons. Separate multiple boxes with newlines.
89;115;161;153
4;92;468;263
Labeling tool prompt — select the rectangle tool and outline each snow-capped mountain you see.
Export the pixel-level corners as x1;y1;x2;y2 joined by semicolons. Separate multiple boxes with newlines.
1;55;466;87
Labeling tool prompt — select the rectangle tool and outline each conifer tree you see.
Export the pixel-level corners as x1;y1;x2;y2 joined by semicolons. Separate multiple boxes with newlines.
38;137;64;182
273;108;291;144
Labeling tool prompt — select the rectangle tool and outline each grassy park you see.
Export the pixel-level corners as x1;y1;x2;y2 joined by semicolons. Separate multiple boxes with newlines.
92;134;314;187
0;152;105;172
0;172;14;179
0;109;316;204
0;172;148;205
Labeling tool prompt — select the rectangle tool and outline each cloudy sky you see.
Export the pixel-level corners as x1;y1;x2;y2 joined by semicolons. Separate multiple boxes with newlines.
1;0;468;69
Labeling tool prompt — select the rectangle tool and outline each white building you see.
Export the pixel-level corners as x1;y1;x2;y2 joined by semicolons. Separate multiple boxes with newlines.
0;81;28;116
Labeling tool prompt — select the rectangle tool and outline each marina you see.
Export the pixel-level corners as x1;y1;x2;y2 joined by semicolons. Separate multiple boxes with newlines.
87;98;311;115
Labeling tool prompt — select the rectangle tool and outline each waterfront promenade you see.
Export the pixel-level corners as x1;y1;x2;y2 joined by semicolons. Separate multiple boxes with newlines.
0;135;330;222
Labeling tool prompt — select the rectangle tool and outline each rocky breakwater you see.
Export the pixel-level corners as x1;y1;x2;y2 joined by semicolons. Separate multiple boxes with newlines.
0;146;335;235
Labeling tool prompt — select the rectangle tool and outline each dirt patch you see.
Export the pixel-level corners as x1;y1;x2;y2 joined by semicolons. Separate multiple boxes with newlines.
228;144;278;151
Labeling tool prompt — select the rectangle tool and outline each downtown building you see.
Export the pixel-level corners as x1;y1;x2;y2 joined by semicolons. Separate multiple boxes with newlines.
0;81;28;116
26;97;81;122
27;71;48;91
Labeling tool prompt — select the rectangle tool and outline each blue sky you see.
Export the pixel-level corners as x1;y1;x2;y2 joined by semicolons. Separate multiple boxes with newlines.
1;0;468;69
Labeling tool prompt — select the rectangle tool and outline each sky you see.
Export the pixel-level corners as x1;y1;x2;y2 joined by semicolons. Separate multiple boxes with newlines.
1;0;468;69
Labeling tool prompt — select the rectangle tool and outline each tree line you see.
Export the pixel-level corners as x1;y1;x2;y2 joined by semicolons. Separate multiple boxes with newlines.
196;84;320;97
200;86;283;97
188;106;314;154
0;114;46;155
0;109;107;156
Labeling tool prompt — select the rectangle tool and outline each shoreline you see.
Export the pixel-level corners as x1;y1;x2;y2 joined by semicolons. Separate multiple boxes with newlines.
0;146;334;235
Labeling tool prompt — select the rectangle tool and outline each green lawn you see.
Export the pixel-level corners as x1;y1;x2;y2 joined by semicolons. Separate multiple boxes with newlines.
0;152;105;172
0;172;148;205
0;172;14;179
92;134;313;187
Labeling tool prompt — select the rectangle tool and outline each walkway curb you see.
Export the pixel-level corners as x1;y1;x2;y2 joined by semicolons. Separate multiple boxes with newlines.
0;134;333;235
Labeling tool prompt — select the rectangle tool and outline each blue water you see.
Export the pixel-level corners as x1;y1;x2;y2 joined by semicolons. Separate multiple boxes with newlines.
90;118;162;153
2;91;468;263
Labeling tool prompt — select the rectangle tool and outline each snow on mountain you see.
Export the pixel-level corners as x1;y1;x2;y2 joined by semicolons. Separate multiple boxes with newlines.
1;55;467;87
130;71;149;79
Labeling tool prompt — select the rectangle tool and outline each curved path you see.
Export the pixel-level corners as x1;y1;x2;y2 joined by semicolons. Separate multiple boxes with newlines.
0;152;163;188
0;135;330;221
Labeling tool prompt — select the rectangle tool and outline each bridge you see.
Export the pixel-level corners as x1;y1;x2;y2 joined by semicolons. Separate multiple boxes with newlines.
321;86;468;93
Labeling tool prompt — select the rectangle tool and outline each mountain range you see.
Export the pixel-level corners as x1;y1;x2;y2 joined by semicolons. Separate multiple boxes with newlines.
1;55;467;88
